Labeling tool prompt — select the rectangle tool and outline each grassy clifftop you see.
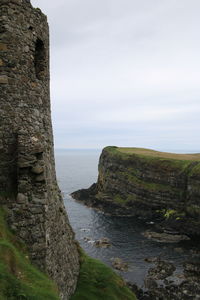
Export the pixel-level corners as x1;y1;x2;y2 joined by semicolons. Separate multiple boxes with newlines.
103;146;200;175
106;146;200;161
117;147;200;161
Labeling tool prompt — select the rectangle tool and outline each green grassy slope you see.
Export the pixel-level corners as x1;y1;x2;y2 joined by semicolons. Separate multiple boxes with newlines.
71;250;137;300
0;208;60;300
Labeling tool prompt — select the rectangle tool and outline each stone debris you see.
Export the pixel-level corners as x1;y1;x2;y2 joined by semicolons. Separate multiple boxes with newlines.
128;258;200;300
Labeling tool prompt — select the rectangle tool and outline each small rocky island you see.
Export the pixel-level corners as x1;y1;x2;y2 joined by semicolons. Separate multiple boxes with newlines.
72;146;200;237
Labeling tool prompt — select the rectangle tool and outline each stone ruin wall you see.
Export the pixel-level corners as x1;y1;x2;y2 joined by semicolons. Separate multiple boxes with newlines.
0;1;79;299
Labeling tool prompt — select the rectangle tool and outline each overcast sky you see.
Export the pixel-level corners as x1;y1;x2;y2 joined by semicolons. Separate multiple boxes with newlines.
31;0;200;151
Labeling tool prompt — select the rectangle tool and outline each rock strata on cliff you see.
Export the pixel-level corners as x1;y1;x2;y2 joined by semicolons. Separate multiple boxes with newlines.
72;146;200;237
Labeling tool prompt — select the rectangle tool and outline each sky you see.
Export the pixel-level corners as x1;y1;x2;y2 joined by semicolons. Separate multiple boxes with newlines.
31;0;200;151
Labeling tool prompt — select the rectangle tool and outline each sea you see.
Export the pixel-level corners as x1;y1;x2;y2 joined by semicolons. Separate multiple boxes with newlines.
55;148;198;287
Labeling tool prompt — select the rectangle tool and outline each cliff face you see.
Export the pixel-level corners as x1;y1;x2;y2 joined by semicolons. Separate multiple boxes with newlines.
0;1;79;299
72;146;200;237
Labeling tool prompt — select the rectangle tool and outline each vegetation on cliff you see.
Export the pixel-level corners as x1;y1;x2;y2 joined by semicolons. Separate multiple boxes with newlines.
71;249;136;300
116;147;200;161
0;208;60;300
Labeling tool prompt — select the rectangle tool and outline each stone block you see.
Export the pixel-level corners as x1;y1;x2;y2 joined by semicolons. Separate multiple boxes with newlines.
35;174;45;182
17;193;28;203
0;75;8;84
24;45;29;52
0;43;7;51
31;165;44;175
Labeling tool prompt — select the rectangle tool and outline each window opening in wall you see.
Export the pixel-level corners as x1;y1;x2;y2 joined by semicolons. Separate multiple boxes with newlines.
34;39;46;80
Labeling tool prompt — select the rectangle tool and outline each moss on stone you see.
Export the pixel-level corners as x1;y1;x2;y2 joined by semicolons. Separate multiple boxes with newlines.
123;170;179;193
113;194;129;205
158;208;186;220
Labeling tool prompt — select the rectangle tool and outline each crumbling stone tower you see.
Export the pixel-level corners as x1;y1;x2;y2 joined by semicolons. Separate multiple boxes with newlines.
0;0;79;299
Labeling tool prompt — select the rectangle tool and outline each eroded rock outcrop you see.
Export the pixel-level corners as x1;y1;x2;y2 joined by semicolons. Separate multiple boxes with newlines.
72;146;200;237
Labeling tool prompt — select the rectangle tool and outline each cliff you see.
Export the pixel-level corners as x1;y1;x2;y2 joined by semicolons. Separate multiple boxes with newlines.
72;146;200;237
0;1;79;298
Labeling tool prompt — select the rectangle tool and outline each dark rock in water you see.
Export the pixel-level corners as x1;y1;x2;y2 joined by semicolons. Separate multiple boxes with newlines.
144;257;160;263
142;230;190;243
111;257;129;272
71;146;200;237
83;237;93;243
94;237;111;248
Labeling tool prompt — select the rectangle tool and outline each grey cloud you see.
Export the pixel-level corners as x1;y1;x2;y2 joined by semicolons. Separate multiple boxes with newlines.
31;0;200;150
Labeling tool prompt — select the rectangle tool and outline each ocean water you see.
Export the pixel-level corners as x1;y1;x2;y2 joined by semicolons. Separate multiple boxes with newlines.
55;149;195;286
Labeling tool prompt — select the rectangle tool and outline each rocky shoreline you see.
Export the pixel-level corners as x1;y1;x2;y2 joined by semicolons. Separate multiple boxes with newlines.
128;256;200;300
79;212;200;299
81;225;200;299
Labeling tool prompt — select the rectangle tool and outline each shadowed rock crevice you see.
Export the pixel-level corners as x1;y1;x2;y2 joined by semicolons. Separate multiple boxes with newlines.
34;38;46;80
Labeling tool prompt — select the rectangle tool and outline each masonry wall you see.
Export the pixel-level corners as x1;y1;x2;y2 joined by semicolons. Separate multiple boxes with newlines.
0;1;79;299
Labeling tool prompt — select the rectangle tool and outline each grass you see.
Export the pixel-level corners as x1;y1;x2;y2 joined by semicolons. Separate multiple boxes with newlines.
189;163;200;176
0;207;60;300
70;250;137;300
104;146;199;174
114;194;129;205
116;147;200;161
122;170;180;193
